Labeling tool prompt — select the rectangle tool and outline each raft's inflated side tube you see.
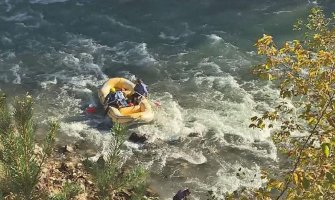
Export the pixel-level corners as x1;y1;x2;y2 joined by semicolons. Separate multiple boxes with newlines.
98;77;135;102
98;77;154;124
108;99;154;123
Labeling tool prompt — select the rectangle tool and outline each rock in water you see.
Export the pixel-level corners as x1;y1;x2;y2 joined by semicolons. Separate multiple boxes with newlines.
58;145;74;154
129;132;147;143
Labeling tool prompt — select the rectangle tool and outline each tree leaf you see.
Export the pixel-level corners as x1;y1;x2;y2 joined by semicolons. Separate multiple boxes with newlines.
302;177;310;189
293;173;299;185
326;172;334;183
321;143;331;158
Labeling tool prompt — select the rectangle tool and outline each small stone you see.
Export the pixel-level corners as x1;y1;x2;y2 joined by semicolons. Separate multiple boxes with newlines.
65;145;74;152
58;145;75;154
145;187;159;197
42;168;48;173
122;189;132;197
34;144;43;155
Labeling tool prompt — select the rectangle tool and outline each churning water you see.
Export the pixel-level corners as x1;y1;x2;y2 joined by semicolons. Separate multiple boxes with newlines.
1;0;334;199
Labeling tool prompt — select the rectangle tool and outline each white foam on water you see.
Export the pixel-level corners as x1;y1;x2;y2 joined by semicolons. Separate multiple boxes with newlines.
308;0;318;5
173;163;264;200
210;163;264;198
10;64;21;84
197;61;224;76
111;42;158;66
138;76;272;141
40;76;57;89
29;0;69;4
61;52;80;69
159;32;181;41
1;36;13;46
59;120;119;157
106;16;141;32
4;0;12;12
59;121;88;139
207;34;223;43
134;93;191;142
1;12;33;22
170;150;207;165
193;75;255;106
66;35;112;55
273;10;293;14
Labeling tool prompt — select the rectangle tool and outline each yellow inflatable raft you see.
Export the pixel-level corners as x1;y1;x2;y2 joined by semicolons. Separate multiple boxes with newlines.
98;77;154;124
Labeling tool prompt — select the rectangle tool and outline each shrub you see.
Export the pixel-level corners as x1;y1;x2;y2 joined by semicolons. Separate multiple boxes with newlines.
84;123;148;199
0;92;59;199
50;182;82;200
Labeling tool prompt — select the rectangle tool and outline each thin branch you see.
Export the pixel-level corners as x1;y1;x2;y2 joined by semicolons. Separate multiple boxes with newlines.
275;93;335;200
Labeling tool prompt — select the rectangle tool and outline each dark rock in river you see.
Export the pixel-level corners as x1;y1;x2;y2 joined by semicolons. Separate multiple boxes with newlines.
188;132;200;137
129;132;147;143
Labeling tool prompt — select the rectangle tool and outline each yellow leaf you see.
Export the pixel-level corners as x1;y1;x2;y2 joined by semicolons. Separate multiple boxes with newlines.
307;117;316;125
321;143;330;158
314;34;321;40
293;173;299;185
265;64;270;70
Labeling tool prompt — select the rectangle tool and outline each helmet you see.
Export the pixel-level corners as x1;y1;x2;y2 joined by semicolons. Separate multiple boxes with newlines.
110;87;116;93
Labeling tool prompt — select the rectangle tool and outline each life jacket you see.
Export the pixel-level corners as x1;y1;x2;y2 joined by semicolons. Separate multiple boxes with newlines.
105;92;116;104
115;91;128;106
134;83;148;96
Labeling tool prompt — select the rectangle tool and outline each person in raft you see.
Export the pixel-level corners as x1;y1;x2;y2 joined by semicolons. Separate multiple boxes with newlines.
104;87;117;115
131;78;148;105
104;87;128;115
114;88;128;107
173;188;191;200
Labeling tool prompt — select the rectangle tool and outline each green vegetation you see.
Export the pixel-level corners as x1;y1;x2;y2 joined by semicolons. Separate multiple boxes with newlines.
0;92;149;199
247;8;335;199
0;92;59;199
50;182;82;200
83;123;148;199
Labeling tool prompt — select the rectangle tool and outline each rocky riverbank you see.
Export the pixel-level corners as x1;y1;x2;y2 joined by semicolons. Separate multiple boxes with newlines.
1;142;158;200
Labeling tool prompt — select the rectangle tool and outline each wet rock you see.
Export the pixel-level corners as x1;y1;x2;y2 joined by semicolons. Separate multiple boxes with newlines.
167;138;181;145
188;132;200;137
97;155;106;167
129;132;147;143
58;145;75;154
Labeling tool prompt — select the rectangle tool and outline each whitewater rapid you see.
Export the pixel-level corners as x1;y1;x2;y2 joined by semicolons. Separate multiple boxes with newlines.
1;0;332;199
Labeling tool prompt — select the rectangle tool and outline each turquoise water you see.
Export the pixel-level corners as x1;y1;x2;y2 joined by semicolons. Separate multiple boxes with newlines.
0;0;333;199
